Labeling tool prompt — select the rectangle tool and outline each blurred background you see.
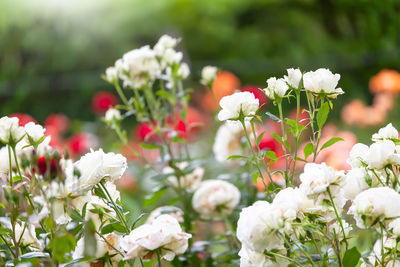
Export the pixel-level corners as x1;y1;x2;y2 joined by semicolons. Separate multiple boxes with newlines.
1;0;399;123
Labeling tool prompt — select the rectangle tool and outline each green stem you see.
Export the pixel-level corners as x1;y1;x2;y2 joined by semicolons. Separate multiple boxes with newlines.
0;233;16;258
220;210;240;249
327;187;348;249
156;248;162;267
240;119;274;199
114;81;130;108
291;91;301;184
278;102;290;186
99;182;130;233
313;97;324;162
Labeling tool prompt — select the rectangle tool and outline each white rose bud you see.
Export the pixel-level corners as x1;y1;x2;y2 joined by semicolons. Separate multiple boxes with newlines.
200;65;218;86
0;116;25;144
284;68;302;89
24;122;45;144
104;66;118;83
105;108;122;122
264;77;289;101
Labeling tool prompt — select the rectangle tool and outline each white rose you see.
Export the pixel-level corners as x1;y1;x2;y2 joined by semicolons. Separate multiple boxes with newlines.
73;233;122;262
349;187;400;228
159;48;183;68
213;121;245;162
299;163;343;195
121;214;191;261
237;201;285;252
0;146;12;179
146;206;184;224
218;92;259;121
389;218;400;236
364;140;400;169
24;122;45;144
372;123;399;142
272;187;314;220
192;179;240;219
71;149;127;194
342;168;369;200
154;34;179;56
14;222;42;250
163;162;204;192
200;65;218;85
239;245;289;267
347;143;369;168
0;116;25;144
177;63;190;79
120;45;161;88
303;68;343;97
284;68;302;89
104;66;118;83
105;108;122;122
264;77;289;100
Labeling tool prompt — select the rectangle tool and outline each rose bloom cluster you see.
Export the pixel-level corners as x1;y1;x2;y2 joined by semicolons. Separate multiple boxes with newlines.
0;116;195;265
234;123;400;265
104;34;189;89
214;67;400;266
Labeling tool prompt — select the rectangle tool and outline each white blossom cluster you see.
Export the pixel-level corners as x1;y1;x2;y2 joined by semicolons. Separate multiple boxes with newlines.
236;122;400;266
104;34;190;89
0;115;195;265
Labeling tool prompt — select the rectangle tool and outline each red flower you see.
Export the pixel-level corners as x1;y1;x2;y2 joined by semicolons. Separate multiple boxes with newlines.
66;133;97;157
45;113;70;135
37;156;58;176
9;113;37;126
135;122;157;142
241;85;268;108
91;91;118;114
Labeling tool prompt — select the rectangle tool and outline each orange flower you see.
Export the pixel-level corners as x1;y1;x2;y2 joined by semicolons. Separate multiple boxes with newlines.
369;69;400;94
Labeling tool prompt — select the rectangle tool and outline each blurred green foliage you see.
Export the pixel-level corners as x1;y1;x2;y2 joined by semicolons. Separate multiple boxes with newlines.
0;0;399;121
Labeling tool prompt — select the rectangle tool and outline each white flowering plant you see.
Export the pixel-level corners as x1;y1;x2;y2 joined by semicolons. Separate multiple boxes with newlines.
2;35;400;267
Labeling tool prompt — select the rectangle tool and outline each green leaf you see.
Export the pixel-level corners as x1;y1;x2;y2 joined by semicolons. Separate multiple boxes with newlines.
316;102;330;129
252;173;259;184
93;186;107;199
131;213;146;228
264;150;277;160
256;131;266;146
49;232;76;263
270;132;283;145
140;143;162;150
303;143;314;160
11;176;23;183
227;155;248;160
143;186;167;206
343;247;361;267
320;137;344;150
20;252;50;259
265;112;281;123
84;219;97;257
70;209;84;222
101;221;125;234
